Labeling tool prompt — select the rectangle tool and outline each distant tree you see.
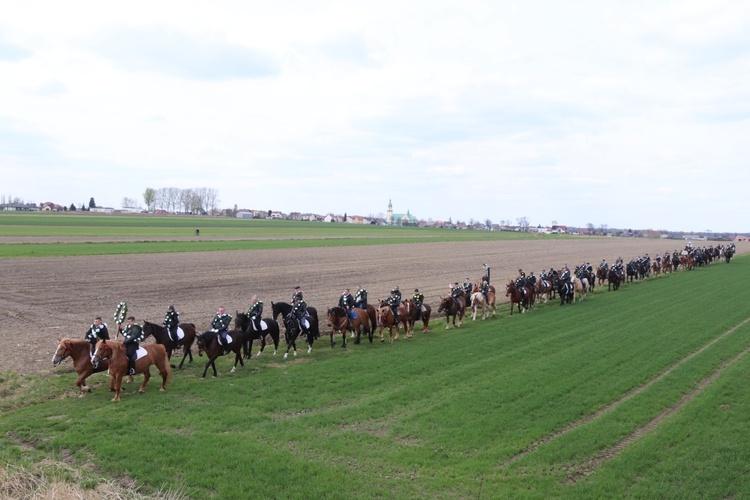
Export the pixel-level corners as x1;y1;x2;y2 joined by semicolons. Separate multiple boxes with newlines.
81;203;87;211
485;219;492;230
268;209;272;217
89;197;96;209
517;216;530;232
599;223;608;235
587;223;595;235
69;203;76;211
122;197;139;209
233;204;238;216
143;188;156;212
344;212;347;222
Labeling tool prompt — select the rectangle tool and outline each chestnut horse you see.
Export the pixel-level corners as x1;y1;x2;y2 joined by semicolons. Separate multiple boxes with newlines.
534;278;553;303
377;303;407;343
142;321;196;369
505;281;530;315
196;330;245;379
91;339;172;401
52;338;113;396
405;299;431;334
436;295;465;329
326;307;372;346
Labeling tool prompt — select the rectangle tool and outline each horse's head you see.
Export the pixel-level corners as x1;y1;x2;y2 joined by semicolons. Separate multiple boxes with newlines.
196;331;215;355
234;312;248;331
437;296;449;313
141;321;159;339
52;339;71;365
91;340;111;370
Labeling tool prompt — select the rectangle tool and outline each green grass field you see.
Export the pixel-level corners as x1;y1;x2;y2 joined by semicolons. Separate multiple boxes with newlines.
0;213;546;258
1;253;748;498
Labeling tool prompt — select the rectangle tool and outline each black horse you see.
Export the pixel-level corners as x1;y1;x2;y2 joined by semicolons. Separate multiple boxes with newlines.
271;301;320;339
196;330;245;379
280;312;317;358
626;261;638;283
142;320;196;369
234;312;281;358
555;278;574;305
607;268;621;291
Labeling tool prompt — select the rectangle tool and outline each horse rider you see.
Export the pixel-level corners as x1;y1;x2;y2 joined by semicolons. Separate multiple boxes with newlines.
526;271;537;290
163;304;180;348
515;269;527;296
481;264;491;285
462;278;473;299
338;288;355;328
121;316;144;375
413;288;425;317
292;285;304;304
246;295;263;332
210;307;232;349
354;285;368;309
291;297;309;334
450;282;463;309
84;316;110;355
560;265;571;282
387;289;401;324
479;280;490;302
599;259;608;270
393;286;402;304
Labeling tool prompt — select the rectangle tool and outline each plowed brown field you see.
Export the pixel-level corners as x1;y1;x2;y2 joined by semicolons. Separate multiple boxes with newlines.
2;238;744;376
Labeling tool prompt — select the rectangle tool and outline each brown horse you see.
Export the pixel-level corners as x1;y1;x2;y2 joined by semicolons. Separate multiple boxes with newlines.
377;304;406;343
405;299;431;334
652;261;661;277
52;338;115;396
196;330;245;379
596;267;608;286
534;279;553;303
142;321;197;369
91;339;172;401
436;295;465;329
505;280;530;315
326;307;372;346
573;277;587;302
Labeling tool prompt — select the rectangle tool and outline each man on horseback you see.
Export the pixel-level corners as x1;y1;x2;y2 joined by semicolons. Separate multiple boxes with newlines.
163;305;180;347
560;265;571;282
599;259;608;270
210;307;232;349
121;316;144;375
462;278;473;300
413;288;425;314
450;282;463;309
354;285;368;309
84;316;110;355
481;264;491;285
393;286;402;304
515;269;528;298
246;295;263;332
291;297;309;335
292;285;303;303
338;288;355;328
387;289;401;324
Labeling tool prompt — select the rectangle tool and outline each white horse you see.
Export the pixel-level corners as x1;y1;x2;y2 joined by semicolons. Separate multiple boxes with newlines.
470;292;489;320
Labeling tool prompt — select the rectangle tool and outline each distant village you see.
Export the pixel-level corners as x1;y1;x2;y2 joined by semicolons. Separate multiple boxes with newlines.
1;198;745;242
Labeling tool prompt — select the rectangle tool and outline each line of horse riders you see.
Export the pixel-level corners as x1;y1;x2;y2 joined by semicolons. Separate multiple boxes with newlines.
54;243;736;397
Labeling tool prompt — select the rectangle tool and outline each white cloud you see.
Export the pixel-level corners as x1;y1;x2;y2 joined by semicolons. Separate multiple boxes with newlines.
1;1;749;232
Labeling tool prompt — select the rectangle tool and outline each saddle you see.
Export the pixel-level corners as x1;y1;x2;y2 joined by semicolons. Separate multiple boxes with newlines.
250;319;267;331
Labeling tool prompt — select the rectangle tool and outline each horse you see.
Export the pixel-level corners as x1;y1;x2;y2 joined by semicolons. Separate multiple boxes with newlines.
376;303;405;342
661;257;671;274
271;301;321;340
142;321;196;369
326;307;372;347
234;312;281;358
555;278;575;306
404;299;431;334
607;268;621;291
573;276;587;302
196;330;245;379
91;339;172;401
52;338;115;396
469;292;489;320
534;278;553;303
596;267;608;286
436;295;465;329
505;281;530;315
281;312;318;358
652;260;661;277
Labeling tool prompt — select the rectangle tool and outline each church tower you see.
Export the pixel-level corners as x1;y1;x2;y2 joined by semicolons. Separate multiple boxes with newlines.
386;199;393;225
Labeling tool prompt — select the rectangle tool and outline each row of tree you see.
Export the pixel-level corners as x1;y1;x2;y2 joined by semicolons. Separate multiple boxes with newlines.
141;187;220;214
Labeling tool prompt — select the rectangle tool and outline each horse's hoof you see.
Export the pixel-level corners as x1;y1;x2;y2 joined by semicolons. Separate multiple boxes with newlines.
160;388;166;392
201;376;206;380
138;390;145;394
231;367;236;373
284;353;288;359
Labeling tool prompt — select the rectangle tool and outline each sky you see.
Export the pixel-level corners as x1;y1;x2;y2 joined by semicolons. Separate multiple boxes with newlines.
1;1;749;233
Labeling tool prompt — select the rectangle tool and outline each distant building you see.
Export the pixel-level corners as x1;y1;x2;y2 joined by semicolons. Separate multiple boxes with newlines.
386;199;418;226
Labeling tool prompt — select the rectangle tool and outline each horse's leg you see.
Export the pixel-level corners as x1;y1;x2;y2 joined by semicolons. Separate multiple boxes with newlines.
139;367;151;394
77;367;92;395
113;373;123;401
257;334;266;356
330;330;335;348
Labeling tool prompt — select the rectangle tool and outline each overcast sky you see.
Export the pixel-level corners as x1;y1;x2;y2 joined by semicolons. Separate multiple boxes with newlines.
2;1;749;232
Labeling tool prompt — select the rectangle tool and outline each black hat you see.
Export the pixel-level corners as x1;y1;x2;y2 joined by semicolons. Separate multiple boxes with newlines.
414;288;419;292
294;285;300;290
390;289;396;294
168;305;175;311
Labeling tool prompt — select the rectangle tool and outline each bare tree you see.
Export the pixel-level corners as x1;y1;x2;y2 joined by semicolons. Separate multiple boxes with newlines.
517;216;530;232
599;223;608;235
485;219;492;230
121;197;139;209
587;223;595;235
